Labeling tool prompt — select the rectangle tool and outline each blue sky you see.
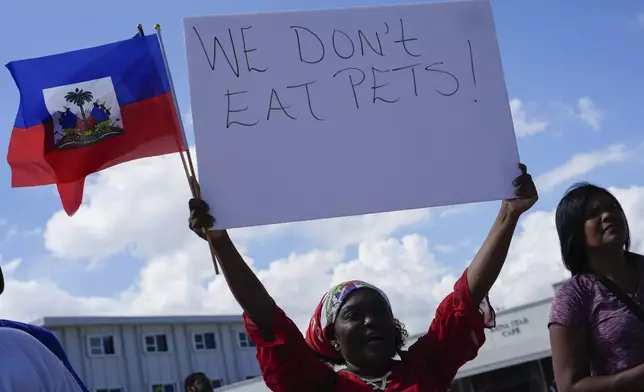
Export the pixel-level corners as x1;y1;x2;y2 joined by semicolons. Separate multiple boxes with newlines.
0;0;643;328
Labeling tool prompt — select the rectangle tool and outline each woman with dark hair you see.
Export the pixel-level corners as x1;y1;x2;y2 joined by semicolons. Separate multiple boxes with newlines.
189;165;537;391
549;183;644;391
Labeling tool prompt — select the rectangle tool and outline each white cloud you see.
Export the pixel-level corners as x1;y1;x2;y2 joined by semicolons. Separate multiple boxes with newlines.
0;225;42;245
610;185;644;253
330;235;454;331
1;232;451;334
489;210;565;306
26;228;42;236
44;153;197;262
491;186;644;308
182;111;194;127
3;226;18;242
3;184;644;336
295;209;430;249
510;98;549;137
576;97;604;131
8;144;644;338
437;204;474;218
1;259;23;275
433;239;471;254
43;151;429;263
37;150;436;329
536;144;630;191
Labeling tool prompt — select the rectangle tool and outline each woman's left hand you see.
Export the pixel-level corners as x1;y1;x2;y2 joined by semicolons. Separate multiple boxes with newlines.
503;163;538;218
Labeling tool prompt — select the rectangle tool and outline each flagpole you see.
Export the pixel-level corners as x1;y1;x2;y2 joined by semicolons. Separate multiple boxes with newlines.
151;25;193;192
153;24;220;275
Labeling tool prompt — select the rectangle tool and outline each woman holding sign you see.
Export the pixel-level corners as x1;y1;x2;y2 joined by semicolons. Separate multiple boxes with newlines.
189;164;537;392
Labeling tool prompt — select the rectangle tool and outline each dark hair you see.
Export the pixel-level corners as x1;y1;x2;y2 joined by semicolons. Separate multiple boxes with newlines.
317;318;409;366
184;372;212;392
555;182;631;275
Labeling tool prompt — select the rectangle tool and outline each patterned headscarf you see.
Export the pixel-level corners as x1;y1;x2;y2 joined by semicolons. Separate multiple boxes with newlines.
305;280;391;360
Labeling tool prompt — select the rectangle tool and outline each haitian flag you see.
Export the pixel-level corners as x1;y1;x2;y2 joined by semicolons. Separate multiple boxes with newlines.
6;33;186;216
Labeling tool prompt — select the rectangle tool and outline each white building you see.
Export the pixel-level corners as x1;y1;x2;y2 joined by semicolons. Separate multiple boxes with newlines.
450;296;554;392
32;281;563;392
218;281;565;392
31;315;261;392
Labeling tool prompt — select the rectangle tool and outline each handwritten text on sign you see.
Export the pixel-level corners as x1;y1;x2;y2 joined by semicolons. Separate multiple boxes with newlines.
185;1;520;229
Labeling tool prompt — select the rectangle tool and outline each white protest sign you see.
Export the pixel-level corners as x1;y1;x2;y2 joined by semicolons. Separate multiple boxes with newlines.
184;0;519;230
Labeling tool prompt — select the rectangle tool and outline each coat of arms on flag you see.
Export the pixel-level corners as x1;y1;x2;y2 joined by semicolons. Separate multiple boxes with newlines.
44;77;125;150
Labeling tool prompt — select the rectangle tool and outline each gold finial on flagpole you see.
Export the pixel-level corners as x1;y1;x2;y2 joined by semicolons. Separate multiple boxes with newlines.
137;24;144;37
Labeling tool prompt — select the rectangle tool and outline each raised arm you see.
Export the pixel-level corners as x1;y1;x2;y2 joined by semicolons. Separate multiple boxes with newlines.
189;199;277;338
385;165;537;389
466;163;538;304
189;199;341;391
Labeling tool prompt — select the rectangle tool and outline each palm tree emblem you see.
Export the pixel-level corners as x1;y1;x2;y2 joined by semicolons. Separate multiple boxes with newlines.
64;88;94;122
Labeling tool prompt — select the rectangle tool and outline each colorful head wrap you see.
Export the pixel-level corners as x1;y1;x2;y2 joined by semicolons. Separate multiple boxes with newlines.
305;280;391;360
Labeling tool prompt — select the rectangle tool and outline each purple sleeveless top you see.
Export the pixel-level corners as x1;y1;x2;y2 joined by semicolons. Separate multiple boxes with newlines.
549;263;644;376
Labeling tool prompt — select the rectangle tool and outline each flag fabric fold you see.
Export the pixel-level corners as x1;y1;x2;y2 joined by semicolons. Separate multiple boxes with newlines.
6;34;186;215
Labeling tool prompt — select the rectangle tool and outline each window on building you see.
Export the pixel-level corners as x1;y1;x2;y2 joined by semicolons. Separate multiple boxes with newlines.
151;384;176;392
193;332;217;351
87;335;116;357
238;332;256;348
212;379;224;389
144;334;169;353
96;389;123;392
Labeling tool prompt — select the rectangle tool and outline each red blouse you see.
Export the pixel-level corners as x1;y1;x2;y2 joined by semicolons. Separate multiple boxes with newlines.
243;270;494;392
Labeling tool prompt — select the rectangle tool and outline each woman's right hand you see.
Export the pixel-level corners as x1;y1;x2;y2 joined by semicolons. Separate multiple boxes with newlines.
188;198;226;240
188;198;276;335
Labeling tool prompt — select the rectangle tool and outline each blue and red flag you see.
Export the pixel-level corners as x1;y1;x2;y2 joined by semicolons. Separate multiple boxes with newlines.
6;33;186;216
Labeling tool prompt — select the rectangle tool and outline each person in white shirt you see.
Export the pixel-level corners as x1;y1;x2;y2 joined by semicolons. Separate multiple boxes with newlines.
0;266;88;391
0;327;83;391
